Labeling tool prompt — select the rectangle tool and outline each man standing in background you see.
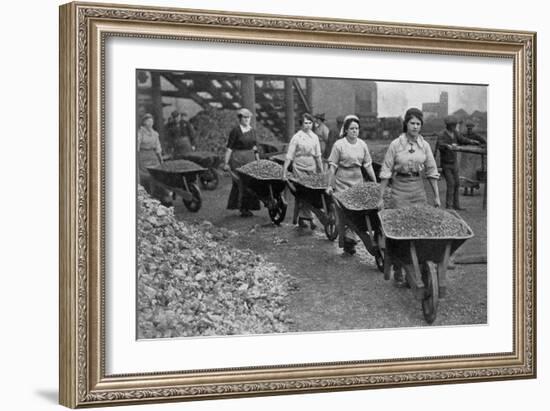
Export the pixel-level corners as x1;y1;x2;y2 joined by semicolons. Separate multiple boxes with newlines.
435;115;480;210
324;115;344;159
166;110;197;158
464;120;487;145
314;113;330;157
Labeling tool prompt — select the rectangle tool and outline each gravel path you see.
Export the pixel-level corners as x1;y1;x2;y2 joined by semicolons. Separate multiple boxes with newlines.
175;173;487;332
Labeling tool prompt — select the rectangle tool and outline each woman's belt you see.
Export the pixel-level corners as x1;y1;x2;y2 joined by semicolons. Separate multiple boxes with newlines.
395;171;420;177
338;164;361;169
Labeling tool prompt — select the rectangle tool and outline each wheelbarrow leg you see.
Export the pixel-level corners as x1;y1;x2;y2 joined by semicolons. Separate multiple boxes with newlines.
181;175;189;192
364;214;384;272
408;241;426;301
321;193;328;216
383;239;392;281
437;242;452;299
365;215;374;244
334;205;346;249
321;194;338;241
268;184;274;205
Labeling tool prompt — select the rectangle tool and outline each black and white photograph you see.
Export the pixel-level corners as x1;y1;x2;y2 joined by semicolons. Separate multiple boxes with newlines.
52;1;537;408
135;70;488;339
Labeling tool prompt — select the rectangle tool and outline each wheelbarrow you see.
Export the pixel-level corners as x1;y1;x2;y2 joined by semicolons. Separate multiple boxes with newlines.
229;168;288;225
286;175;338;241
147;160;206;212
178;151;222;191
378;208;474;324
332;197;385;272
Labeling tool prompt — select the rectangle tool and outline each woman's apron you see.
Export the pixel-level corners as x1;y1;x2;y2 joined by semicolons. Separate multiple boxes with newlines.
293;155;317;219
334;166;364;242
227;149;261;210
389;174;427;209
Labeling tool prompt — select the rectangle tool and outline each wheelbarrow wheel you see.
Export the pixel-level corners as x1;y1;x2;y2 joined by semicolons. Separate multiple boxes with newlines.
421;262;439;324
199;168;219;190
324;203;338;241
182;183;202;212
268;196;287;225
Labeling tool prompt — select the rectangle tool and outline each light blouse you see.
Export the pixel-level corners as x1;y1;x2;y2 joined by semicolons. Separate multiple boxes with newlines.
286;130;321;160
379;133;439;179
137;126;162;155
328;138;372;169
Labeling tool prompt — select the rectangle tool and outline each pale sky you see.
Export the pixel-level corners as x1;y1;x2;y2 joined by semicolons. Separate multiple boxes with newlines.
376;81;487;118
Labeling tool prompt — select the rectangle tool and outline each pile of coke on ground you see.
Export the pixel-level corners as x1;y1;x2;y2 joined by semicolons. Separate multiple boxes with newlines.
137;186;296;338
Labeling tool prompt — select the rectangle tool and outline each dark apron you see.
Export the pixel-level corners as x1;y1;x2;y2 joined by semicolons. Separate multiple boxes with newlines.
227;149;261;210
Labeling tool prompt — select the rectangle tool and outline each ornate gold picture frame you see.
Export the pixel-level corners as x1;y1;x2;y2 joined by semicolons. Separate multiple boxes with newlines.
59;1;536;408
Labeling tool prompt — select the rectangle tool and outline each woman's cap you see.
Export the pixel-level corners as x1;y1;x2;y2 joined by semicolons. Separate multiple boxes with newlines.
237;108;253;117
141;113;153;122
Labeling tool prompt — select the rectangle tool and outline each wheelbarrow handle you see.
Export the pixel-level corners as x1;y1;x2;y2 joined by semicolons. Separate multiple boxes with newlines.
228;170;240;184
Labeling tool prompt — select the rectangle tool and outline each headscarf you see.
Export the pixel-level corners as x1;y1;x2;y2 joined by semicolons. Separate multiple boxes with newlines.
339;114;360;137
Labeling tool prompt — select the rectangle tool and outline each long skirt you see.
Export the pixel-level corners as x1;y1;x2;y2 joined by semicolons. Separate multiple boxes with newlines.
389;174;427;209
334;167;364;242
227;149;261;211
293;157;318;219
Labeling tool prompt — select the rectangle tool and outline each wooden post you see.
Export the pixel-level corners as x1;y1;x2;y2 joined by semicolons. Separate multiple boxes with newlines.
306;77;313;112
150;71;164;137
240;75;256;123
285;77;295;141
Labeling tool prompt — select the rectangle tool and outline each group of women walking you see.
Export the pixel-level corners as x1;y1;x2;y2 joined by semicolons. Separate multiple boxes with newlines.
223;106;441;260
138;106;441;270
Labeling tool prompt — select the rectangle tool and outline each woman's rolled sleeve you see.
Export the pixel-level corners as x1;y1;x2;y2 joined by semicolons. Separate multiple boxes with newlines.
379;143;396;179
313;137;322;157
327;143;341;168
286;136;297;161
362;144;373;168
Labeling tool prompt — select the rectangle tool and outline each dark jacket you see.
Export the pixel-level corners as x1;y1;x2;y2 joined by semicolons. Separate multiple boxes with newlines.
166;119;196;145
435;129;477;166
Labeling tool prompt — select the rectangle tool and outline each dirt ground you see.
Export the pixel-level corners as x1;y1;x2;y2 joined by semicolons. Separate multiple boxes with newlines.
174;170;487;331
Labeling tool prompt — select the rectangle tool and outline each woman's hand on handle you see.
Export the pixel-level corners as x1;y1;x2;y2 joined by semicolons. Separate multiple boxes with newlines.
325;186;334;195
